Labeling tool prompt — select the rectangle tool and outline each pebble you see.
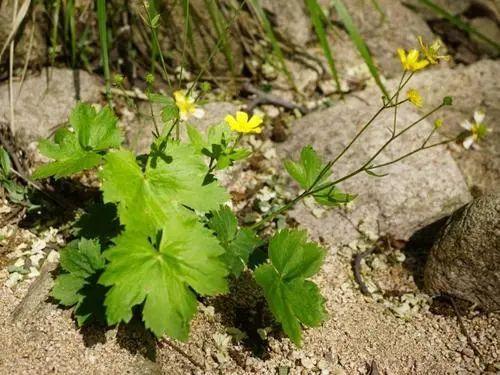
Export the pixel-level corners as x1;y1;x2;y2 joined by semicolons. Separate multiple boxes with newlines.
300;357;315;370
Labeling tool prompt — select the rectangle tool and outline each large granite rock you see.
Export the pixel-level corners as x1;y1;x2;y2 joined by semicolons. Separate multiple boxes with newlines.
276;83;471;246
0;68;102;142
424;193;500;311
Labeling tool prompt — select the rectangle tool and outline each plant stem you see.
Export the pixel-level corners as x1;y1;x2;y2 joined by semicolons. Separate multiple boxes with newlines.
392;71;406;135
251;101;446;230
97;0;111;99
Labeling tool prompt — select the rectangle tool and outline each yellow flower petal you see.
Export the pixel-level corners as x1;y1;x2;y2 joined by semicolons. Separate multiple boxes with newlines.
174;90;185;103
413;59;429;71
397;48;407;68
248;115;263;129
407;89;423;108
407;49;419;63
236;111;248;124
225;114;238;130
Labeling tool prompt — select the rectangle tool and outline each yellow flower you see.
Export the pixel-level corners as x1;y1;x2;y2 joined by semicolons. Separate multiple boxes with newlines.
225;111;264;134
174;90;204;121
418;36;450;65
397;48;429;71
434;118;443;129
407;89;423;107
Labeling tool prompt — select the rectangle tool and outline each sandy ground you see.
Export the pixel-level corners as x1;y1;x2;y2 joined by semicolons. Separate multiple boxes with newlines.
0;226;498;374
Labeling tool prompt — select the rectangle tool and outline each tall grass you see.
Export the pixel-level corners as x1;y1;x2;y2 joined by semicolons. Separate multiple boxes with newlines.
96;0;110;97
305;0;341;94
204;0;235;74
332;0;389;98
247;0;296;90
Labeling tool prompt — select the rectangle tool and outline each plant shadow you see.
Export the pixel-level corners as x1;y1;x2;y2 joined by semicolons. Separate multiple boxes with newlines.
210;271;276;360
400;215;449;290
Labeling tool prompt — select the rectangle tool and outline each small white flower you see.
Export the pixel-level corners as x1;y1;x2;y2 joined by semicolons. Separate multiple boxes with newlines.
460;110;491;150
174;90;205;121
473;110;485;124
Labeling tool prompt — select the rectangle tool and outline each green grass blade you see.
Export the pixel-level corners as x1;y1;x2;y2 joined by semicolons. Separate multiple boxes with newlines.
64;0;77;68
49;0;61;68
331;0;389;98
305;0;341;94
417;0;500;52
148;0;160;75
203;0;234;74
96;0;110;98
247;0;296;90
370;0;386;24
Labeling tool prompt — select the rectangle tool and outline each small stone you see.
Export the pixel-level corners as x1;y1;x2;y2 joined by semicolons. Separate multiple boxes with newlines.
46;250;60;263
317;359;329;370
27;267;41;279
5;272;23;288
301;357;315;370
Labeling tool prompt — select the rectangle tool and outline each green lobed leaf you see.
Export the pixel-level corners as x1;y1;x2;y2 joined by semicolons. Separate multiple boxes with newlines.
100;143;228;229
226;228;262;277
209;206;262;277
32;103;122;179
0;146;11;176
187;123;248;170
285;145;330;190
208;206;238;245
254;229;327;346
99;208;228;339
51;238;107;325
285;146;354;206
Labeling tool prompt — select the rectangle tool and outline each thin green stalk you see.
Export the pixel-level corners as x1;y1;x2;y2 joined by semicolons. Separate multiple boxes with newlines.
305;0;341;94
204;0;234;74
392;71;406;135
370;0;386;24
370;136;457;170
148;0;159;76
97;0;111;98
186;0;246;97
65;0;77;67
49;0;61;69
252;101;446;230
178;0;191;86
329;72;412;169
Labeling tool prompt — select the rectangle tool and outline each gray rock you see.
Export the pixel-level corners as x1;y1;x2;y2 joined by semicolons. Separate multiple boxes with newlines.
0;68;102;143
11;257;58;324
470;17;500;56
424;193;500;311
261;0;313;47
276;83;471;246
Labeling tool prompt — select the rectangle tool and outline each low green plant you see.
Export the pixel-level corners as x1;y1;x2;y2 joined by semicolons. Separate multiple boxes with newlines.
32;37;475;346
0;146;28;204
